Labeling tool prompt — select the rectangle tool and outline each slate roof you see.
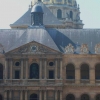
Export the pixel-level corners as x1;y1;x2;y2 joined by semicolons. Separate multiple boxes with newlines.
10;2;62;27
47;29;100;54
7;28;60;53
0;28;100;54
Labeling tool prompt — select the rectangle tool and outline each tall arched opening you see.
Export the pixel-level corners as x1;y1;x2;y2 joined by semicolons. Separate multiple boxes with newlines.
0;94;3;100
96;94;100;100
30;63;39;79
81;64;89;79
95;64;100;79
0;63;3;79
30;93;38;100
66;64;75;79
57;9;62;19
81;94;90;100
66;94;75;100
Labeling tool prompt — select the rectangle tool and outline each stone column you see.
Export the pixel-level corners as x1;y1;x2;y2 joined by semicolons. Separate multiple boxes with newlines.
4;59;8;83
90;68;95;84
10;59;13;79
9;90;12;100
55;90;57;100
39;90;42;100
55;59;57;79
44;91;46;100
25;91;28;100
39;59;42;79
44;59;47;79
26;59;28;79
60;59;62;79
21;59;24;79
75;68;80;84
20;90;23;100
4;90;7;100
60;91;62;100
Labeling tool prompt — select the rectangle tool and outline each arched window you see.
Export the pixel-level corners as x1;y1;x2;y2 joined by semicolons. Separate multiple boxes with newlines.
81;94;90;100
57;9;62;19
0;94;3;100
95;64;100;79
30;63;39;79
70;11;73;19
96;94;100;100
0;64;3;79
66;94;75;100
30;93;38;100
66;64;75;79
81;64;89;79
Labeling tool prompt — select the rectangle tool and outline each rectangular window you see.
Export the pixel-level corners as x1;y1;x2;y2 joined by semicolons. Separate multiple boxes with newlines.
49;70;54;79
15;70;20;79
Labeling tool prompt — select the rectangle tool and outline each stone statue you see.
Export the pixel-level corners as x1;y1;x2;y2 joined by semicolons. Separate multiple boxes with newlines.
66;13;70;19
74;1;77;7
76;13;80;22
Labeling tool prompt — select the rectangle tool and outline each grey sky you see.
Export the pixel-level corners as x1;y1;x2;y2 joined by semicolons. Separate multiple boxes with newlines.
0;0;100;29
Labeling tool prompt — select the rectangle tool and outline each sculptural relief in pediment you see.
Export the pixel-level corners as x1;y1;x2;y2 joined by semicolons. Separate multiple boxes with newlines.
65;43;74;54
95;43;100;54
10;42;58;54
80;44;89;54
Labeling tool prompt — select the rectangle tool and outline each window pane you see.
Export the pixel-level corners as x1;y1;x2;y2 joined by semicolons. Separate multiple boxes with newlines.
15;70;20;79
49;70;54;79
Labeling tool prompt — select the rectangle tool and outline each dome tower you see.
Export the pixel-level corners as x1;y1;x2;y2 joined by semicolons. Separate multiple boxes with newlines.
32;0;84;29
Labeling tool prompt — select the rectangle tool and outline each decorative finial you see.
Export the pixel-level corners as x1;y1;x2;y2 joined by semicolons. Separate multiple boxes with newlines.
29;5;31;9
78;4;80;10
31;1;33;8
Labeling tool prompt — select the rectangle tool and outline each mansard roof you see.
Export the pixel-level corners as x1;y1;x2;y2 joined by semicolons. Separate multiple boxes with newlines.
0;28;100;54
10;2;62;27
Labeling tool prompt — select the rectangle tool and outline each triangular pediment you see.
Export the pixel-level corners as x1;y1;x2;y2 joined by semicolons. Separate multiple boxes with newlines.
7;41;60;55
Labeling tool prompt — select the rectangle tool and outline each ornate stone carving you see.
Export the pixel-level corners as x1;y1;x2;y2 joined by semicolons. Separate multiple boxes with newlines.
18;46;28;53
65;43;74;54
80;44;89;54
95;44;100;54
11;43;57;54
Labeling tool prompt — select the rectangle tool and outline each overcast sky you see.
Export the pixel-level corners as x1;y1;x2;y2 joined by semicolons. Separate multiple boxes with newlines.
0;0;100;29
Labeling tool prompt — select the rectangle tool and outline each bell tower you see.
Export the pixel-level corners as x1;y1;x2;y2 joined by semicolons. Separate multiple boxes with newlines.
31;4;44;26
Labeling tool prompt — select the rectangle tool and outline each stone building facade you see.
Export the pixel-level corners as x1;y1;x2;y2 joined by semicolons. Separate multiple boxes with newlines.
0;0;100;100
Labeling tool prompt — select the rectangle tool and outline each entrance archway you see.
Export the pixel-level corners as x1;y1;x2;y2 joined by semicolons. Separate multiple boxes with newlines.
30;63;39;79
81;94;89;100
0;64;3;79
30;93;38;100
0;94;3;100
96;94;100;100
66;94;75;100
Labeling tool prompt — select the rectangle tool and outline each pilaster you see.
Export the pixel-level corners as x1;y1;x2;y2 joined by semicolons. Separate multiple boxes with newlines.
21;59;24;79
90;68;95;84
39;59;42;79
60;59;62;79
75;68;80;84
